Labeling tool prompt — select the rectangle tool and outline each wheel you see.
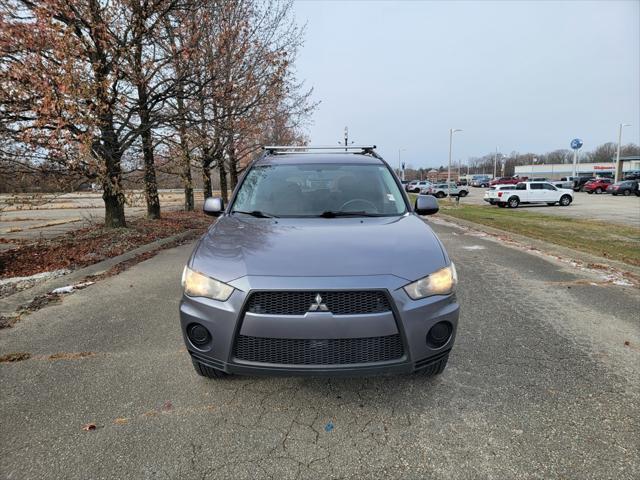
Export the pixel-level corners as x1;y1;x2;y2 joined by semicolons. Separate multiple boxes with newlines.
417;353;449;377
507;196;519;208
587;190;593;194
623;190;631;196
559;195;572;206
459;190;468;197
497;203;506;208
435;191;445;198
595;188;602;194
192;358;230;379
547;202;556;206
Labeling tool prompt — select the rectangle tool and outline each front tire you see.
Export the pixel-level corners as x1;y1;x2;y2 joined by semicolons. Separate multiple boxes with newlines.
459;190;468;197
192;358;230;379
559;194;572;206
595;187;603;194
417;353;449;377
436;191;445;198
623;190;631;196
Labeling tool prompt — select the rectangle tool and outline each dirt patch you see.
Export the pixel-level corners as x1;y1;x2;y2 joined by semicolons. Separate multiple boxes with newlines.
0;352;31;363
0;315;20;329
1;210;210;278
47;351;96;361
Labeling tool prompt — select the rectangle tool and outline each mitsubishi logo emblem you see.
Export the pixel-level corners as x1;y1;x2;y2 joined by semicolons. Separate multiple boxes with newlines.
309;293;329;312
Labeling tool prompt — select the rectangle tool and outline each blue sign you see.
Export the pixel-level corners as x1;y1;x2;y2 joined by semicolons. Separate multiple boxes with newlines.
570;138;583;150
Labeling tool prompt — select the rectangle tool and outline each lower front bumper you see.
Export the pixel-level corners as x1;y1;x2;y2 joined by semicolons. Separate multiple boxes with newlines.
190;349;451;377
179;275;459;377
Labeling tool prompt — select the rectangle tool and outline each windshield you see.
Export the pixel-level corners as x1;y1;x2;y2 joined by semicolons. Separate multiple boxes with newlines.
231;163;407;217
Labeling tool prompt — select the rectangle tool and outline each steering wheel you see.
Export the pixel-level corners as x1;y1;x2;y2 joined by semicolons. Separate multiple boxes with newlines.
339;199;378;213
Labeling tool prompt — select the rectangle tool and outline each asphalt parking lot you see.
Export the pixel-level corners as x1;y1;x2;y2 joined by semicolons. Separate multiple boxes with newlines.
1;221;638;479
461;188;640;226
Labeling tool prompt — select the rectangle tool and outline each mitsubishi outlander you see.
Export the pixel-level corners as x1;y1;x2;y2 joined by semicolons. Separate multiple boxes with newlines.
179;146;459;378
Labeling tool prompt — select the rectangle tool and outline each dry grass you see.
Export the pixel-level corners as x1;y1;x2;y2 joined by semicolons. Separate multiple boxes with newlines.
439;204;640;266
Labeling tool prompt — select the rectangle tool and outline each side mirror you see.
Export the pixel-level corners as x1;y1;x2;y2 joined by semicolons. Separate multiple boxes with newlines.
203;197;224;217
414;195;439;216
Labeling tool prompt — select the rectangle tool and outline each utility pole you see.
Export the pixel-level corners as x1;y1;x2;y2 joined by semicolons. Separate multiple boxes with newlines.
398;148;406;181
615;123;631;183
493;146;498;179
448;128;462;198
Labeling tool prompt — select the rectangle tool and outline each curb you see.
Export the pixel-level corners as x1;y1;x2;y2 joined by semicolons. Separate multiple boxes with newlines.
436;213;640;278
0;230;197;317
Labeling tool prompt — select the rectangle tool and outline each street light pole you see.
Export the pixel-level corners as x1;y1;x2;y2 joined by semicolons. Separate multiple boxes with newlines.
343;126;349;152
398;148;406;181
448;128;462;198
615;123;631;183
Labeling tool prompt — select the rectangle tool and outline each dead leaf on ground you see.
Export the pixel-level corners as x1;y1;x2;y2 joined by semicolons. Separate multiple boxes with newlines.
0;352;31;363
47;351;96;361
81;423;97;431
161;400;173;412
113;417;129;425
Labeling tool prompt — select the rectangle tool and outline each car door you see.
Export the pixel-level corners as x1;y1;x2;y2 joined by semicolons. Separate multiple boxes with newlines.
542;183;558;202
528;183;545;202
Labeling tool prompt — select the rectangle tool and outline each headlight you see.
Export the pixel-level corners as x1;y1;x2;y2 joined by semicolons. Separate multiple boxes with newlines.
403;263;457;299
181;266;234;301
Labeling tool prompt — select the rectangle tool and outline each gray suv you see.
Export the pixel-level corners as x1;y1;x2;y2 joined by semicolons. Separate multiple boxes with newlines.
179;146;459;378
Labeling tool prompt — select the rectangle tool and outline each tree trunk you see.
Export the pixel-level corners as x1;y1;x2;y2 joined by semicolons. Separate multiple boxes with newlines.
141;125;161;219
228;142;239;190
218;157;228;203
103;183;126;228
137;83;161;219
176;95;194;211
203;166;212;199
183;167;194;211
98;117;127;228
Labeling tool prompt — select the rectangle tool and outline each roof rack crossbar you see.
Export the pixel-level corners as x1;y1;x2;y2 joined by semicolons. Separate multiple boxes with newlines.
264;145;377;154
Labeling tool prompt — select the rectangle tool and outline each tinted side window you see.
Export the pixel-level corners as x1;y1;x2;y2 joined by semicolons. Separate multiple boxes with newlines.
530;183;543;190
543;183;557;190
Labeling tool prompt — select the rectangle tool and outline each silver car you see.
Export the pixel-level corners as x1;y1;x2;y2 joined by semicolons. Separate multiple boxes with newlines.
179;146;460;378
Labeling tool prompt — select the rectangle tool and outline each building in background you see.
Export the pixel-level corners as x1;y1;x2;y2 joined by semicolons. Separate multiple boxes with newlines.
514;156;640;179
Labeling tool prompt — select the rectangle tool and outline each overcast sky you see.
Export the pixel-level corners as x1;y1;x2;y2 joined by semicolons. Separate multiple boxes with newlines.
293;0;640;169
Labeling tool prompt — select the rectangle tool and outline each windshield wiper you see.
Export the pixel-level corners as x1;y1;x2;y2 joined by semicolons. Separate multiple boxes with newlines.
232;210;279;218
318;210;381;218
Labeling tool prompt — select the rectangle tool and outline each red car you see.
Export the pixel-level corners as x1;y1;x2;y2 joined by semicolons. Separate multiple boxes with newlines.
489;176;528;186
583;178;612;194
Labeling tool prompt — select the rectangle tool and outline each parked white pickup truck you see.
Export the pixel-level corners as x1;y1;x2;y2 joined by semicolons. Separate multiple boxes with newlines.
494;182;573;208
484;184;516;204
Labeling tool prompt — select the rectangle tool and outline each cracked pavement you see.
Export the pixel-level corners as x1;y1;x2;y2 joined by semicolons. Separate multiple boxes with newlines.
1;222;639;479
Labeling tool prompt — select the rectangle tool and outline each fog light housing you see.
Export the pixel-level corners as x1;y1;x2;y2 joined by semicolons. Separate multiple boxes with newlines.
426;321;452;348
187;323;211;347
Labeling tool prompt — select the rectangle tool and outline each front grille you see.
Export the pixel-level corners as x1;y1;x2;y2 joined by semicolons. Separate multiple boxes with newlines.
245;291;391;316
234;334;404;365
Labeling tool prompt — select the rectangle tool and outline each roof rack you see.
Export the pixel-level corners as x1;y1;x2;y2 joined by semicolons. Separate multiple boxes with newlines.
264;145;378;155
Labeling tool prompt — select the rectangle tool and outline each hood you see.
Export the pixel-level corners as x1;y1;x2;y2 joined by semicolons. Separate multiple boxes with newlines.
191;214;447;283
